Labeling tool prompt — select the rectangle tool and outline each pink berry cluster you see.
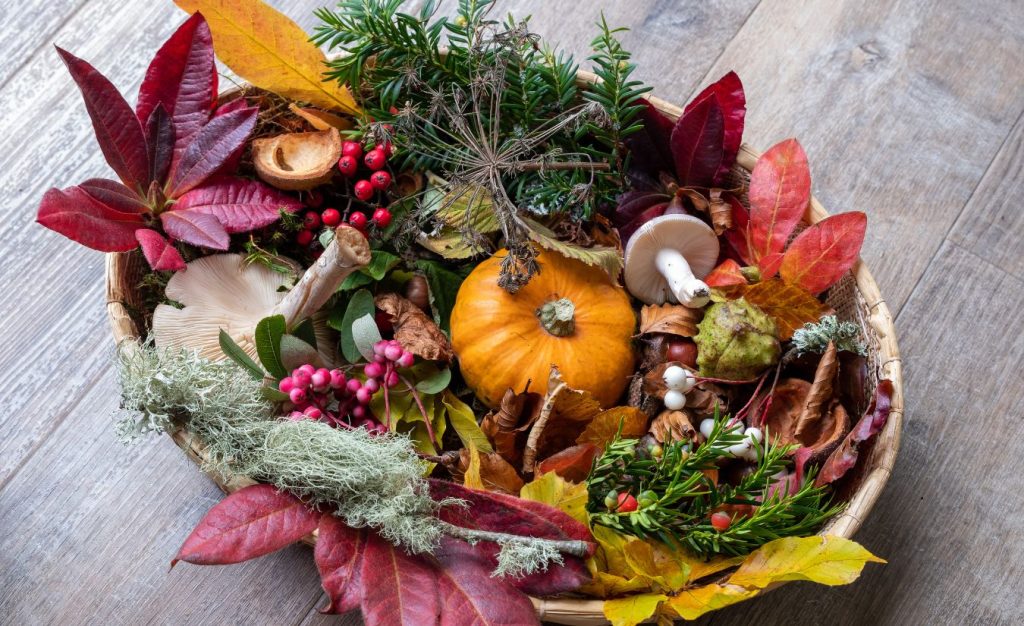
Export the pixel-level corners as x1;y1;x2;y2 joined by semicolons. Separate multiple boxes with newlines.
278;364;384;433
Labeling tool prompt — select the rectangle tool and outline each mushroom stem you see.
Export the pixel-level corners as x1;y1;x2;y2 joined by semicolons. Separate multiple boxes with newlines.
272;226;372;325
654;248;711;307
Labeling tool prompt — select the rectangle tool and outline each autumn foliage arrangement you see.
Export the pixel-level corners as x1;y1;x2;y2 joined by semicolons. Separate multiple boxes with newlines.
39;1;898;625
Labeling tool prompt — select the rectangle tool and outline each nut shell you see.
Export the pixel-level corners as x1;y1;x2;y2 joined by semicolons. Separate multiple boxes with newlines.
252;127;342;191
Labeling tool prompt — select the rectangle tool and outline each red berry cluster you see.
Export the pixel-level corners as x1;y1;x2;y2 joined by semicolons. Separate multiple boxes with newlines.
337;140;393;232
278;363;386;433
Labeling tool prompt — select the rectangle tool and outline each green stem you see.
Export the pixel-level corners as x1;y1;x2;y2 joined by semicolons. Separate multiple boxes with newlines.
536;297;576;337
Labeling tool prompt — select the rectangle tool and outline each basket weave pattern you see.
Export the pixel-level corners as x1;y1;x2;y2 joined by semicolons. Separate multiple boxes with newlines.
104;89;903;626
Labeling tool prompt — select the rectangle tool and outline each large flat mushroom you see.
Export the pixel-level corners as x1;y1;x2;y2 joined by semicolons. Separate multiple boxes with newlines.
623;214;720;308
153;226;371;363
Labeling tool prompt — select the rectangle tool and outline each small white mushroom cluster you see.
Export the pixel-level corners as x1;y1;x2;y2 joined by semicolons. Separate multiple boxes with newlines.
662;365;698;410
699;418;763;462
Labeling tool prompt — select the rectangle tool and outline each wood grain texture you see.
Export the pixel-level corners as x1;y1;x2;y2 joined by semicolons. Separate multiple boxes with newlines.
2;0;1023;624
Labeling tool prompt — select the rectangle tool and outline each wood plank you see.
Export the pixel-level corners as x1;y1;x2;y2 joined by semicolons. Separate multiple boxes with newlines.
707;243;1024;624
0;0;90;88
948;109;1024;281
693;0;1024;316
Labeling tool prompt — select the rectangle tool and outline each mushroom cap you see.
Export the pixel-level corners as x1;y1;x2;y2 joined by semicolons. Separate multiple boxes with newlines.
153;254;293;361
252;127;342;191
623;213;720;304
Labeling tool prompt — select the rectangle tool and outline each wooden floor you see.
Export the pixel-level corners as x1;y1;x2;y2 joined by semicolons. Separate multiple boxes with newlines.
2;0;1022;624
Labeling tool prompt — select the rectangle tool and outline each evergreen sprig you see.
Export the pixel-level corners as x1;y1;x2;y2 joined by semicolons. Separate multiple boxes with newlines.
586;414;842;557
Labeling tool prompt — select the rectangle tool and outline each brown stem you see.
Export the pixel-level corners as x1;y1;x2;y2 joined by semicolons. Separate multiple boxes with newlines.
440;522;592;557
512;161;612;173
400;373;439;451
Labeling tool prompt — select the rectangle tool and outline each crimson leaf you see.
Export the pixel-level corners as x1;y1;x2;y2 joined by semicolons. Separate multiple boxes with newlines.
670;96;724;187
173;177;302;233
135;228;186;271
433;538;539;626
685;71;746;183
747;138;811;260
160;208;229;249
816;380;894;486
167;106;258;199
359;531;441;626
78;178;148;214
315;513;366;614
145;104;176;185
56;46;149;191
37;186;144;252
623;99;676;176
172;483;320;566
136;13;216;170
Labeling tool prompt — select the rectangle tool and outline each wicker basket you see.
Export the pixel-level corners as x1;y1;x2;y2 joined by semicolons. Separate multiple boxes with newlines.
104;79;903;625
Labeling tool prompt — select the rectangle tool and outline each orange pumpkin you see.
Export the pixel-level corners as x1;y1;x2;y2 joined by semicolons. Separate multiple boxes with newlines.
450;248;635;409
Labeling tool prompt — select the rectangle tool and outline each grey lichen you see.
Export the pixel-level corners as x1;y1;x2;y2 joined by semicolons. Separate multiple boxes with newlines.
493;539;565;579
792;315;867;356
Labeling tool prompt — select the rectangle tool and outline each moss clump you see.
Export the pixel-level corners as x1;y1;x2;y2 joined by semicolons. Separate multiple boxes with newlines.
695;299;780;380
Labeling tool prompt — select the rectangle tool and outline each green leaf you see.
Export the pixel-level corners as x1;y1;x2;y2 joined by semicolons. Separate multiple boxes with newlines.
415;260;467;334
261;386;291;403
291;318;318;349
351;313;382;361
423;174;500;232
340;249;400;290
254;315;288;379
414;366;451;394
522;217;623;279
318;228;334;249
218;329;264;380
442;390;492;453
279;334;322;371
338;289;375;363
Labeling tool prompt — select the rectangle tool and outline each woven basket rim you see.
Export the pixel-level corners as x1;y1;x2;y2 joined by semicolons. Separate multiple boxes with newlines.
103;77;904;626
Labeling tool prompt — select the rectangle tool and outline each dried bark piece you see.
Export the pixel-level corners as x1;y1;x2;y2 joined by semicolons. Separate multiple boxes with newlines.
639;303;702;337
795;342;838;438
375;293;454;362
648;409;698;444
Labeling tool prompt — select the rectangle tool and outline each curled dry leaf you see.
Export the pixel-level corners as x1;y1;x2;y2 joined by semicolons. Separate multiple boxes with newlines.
455;448;525;495
375;293;454;362
679;188;733;235
639;303;701;337
649;409;698;444
794;342;837;439
522;367;603;473
816;380;894;486
288;103;352;131
761;378;849;465
252;127;342;191
480;387;543;467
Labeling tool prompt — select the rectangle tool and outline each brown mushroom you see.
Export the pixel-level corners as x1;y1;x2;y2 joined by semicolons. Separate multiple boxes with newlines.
152;226;371;363
252;127;342;190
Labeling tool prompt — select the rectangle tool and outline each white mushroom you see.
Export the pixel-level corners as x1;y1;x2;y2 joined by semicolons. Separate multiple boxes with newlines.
252;127;342;191
153;226;371;362
623;214;720;308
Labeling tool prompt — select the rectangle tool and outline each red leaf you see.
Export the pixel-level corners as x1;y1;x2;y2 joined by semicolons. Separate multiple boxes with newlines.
816;380;893;486
705;259;747;288
670;96;724;187
173;177;302;233
748;138;811;260
779;212;867;295
757;252;785;280
172;484;319;566
160;208;229;249
619;200;669;243
359;532;441;626
37;186;145;252
536;443;601;484
167;107;258;198
144;104;176;185
56;47;149;190
214;97;250;117
136;13;217;170
723;195;753;264
78;178;148;214
429;480;594;550
433;538;539;626
135;229;185;271
624;99;676;176
685;71;746;183
315;514;366;614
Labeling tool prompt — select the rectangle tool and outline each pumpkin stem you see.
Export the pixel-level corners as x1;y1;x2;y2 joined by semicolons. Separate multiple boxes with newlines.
536;298;575;337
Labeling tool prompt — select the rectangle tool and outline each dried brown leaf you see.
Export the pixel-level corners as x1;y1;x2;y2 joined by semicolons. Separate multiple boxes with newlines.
288;103;352;130
639;303;701;337
522;367;603;473
795;342;838;438
375;293;453;362
480;387;543;467
648;410;698;444
707;188;733;235
576;406;650;450
455;448;525;494
743;278;833;340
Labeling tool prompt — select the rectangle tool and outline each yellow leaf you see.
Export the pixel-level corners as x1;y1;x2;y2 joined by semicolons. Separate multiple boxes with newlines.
665;584;757;620
463;440;484;490
519;471;589;524
579;571;651;599
522;216;624;280
288;104;353;130
590;525;637;579
727;535;885;589
682;553;744;584
577;406;650;450
603;592;667;626
622;539;689;592
174;0;359;113
442;391;493;453
742;278;832;340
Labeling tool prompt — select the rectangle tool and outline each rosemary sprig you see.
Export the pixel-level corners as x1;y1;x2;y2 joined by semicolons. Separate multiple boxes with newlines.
586;413;843;557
